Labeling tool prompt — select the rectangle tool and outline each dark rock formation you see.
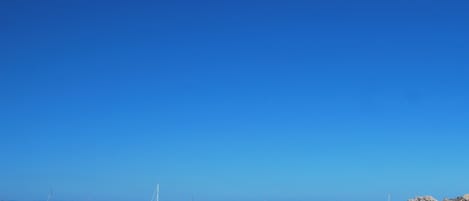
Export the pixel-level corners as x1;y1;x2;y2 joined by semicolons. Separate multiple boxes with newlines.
408;196;438;201
443;194;469;201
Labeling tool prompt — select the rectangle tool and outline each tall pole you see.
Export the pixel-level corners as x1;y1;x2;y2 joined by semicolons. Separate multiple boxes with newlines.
151;187;156;201
156;184;159;201
46;189;53;201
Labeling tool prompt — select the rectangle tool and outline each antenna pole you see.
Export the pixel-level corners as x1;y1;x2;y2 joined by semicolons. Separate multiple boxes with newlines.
151;187;156;201
156;184;160;201
46;189;53;201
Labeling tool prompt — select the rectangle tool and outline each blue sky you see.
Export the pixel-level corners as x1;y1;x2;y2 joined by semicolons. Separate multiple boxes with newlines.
1;1;469;201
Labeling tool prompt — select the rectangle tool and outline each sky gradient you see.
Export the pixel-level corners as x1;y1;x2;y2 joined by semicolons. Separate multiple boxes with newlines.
1;1;469;201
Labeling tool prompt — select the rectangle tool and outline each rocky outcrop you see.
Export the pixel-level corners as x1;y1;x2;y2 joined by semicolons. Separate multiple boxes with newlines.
443;194;469;201
408;196;438;201
464;195;469;200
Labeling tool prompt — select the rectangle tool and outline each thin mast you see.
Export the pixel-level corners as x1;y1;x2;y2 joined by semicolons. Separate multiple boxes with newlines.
151;188;156;201
46;189;53;201
156;184;160;201
151;184;159;201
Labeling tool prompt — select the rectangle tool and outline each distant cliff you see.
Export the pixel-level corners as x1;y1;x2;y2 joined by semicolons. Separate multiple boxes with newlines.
408;194;469;201
443;194;469;201
408;196;438;201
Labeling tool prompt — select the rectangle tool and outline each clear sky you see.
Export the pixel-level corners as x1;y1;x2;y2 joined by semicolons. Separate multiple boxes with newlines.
1;1;468;201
